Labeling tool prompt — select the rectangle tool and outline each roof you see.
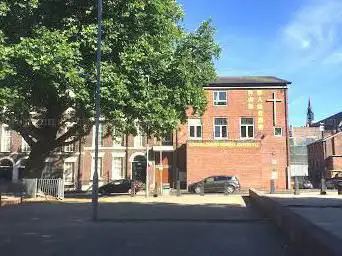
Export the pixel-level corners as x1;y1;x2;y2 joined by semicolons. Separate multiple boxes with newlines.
207;76;291;88
312;112;342;130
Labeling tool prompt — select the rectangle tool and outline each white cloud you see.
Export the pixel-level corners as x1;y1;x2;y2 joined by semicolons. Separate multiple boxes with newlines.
280;0;342;66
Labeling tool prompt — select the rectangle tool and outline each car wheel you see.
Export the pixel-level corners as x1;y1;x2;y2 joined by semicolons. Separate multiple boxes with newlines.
194;186;201;194
225;185;235;194
128;188;132;194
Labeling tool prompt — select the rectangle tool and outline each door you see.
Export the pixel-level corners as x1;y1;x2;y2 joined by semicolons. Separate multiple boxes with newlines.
204;177;215;193
213;176;227;192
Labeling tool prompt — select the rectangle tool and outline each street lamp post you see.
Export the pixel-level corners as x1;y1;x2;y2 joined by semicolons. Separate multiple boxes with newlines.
145;75;150;198
91;0;103;221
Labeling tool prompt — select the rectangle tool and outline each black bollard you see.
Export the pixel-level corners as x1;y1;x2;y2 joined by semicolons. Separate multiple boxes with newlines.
270;179;275;194
294;176;300;195
320;177;327;195
337;182;342;195
200;181;204;196
176;180;181;197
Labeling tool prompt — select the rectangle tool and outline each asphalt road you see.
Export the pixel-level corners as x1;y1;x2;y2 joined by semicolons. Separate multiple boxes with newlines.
0;197;298;256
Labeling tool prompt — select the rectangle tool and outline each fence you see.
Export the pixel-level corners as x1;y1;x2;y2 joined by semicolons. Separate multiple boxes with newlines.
22;178;64;199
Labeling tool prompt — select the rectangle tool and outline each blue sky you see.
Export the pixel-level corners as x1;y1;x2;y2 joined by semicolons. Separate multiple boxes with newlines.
178;0;342;126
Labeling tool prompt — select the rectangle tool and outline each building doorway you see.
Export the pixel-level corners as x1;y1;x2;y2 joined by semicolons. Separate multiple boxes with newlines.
132;155;147;183
0;158;13;181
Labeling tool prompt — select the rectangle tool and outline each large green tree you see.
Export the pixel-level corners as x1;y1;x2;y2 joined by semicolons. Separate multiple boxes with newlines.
0;0;220;177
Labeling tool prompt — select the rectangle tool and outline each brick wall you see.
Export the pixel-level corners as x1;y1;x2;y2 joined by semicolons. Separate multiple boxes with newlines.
308;132;342;183
183;88;289;190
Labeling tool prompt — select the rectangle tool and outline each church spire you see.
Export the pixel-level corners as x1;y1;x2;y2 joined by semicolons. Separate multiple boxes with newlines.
306;97;314;127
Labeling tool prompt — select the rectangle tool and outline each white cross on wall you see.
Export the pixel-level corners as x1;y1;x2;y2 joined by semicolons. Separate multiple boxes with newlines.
267;92;283;126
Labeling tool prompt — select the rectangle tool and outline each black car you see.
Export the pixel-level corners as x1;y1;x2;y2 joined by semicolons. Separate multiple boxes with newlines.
98;179;144;195
188;175;240;194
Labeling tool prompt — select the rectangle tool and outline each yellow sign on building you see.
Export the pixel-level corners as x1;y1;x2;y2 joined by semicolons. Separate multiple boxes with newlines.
188;141;260;148
257;90;264;130
247;90;255;109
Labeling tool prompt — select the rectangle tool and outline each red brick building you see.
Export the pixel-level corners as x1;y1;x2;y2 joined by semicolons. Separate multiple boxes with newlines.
175;76;291;190
0;76;291;191
308;131;342;185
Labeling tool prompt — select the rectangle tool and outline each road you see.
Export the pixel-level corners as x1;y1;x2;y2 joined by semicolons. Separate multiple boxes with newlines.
0;196;298;256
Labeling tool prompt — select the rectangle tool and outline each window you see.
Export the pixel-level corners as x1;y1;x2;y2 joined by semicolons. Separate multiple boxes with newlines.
214;176;227;181
240;118;254;139
91;157;103;180
64;143;75;152
1;124;11;152
113;135;123;146
162;133;173;145
205;177;214;183
214;118;228;139
213;91;227;105
92;124;104;147
134;134;145;147
134;127;146;148
64;124;76;152
64;162;75;184
274;127;282;137
21;138;30;152
188;119;202;139
112;157;123;179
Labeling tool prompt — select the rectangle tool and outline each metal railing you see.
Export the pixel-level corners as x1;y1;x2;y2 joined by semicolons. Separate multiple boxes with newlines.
37;179;64;199
22;178;64;199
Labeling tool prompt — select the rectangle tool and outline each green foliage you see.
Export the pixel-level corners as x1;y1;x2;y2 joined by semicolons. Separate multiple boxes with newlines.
0;0;220;175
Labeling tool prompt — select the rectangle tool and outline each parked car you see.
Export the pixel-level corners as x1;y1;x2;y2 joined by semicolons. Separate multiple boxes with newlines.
188;175;240;194
298;180;313;189
98;179;144;195
325;178;342;189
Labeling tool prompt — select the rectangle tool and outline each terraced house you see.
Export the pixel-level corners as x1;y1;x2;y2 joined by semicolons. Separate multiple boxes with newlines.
0;76;291;191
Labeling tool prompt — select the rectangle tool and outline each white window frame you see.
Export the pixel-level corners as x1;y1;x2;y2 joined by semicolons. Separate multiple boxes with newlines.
64;143;75;153
90;155;104;180
214;117;228;139
63;124;76;152
112;157;123;180
188;119;202;140
1;124;11;152
213;91;227;106
274;127;283;137
112;128;123;147
92;124;104;147
63;161;75;185
21;137;30;152
134;128;145;148
240;117;255;139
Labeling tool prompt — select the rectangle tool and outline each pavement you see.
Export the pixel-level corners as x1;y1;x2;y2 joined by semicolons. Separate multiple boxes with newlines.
0;194;297;256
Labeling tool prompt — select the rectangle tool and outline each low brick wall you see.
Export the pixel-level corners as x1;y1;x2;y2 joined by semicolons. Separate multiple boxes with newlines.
249;189;342;256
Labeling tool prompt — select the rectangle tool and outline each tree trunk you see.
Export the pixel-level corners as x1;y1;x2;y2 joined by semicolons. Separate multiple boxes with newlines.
25;143;53;178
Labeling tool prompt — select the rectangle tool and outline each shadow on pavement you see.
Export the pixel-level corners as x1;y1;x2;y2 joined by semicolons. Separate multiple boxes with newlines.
0;197;299;256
